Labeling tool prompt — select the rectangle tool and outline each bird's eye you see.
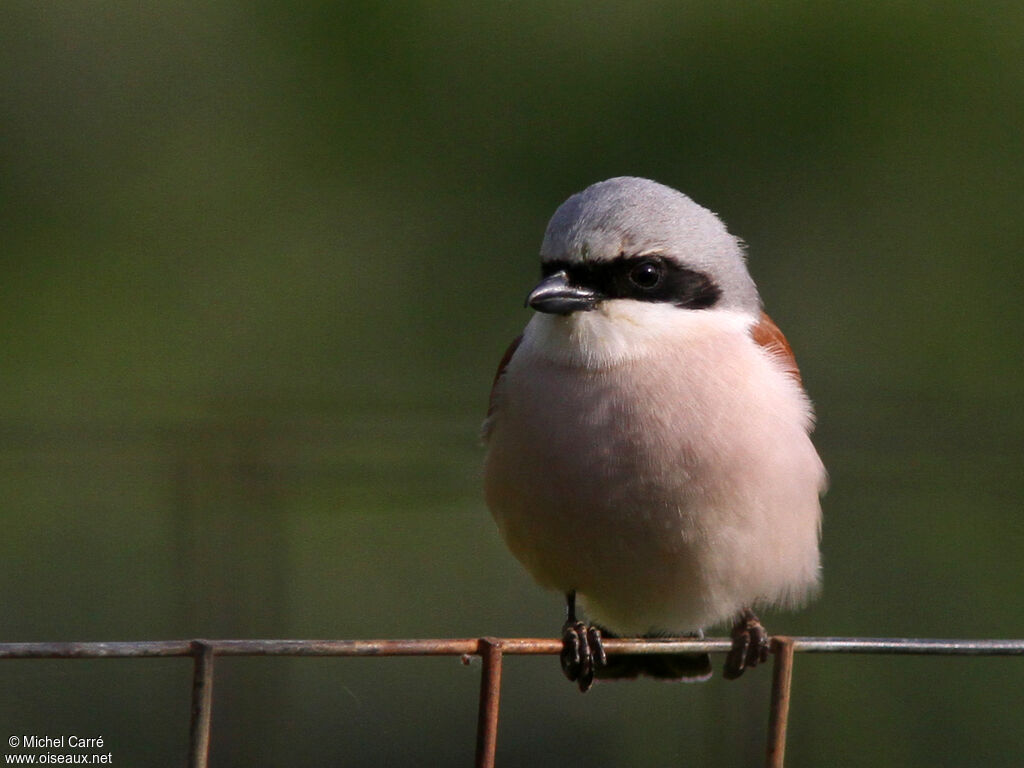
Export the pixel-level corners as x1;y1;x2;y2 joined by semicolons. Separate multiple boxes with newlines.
629;260;664;289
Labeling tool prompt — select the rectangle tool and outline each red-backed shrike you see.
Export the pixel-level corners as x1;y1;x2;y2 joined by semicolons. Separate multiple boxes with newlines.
483;177;826;690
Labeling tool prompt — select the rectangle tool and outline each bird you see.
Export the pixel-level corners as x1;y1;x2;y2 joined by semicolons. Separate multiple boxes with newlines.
482;177;826;691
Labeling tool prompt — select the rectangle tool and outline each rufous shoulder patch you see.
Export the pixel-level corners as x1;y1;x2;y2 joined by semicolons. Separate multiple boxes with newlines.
751;312;802;384
486;334;523;421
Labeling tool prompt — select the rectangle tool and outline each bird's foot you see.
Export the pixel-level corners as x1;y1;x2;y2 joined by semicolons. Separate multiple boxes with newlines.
560;620;607;692
723;609;769;680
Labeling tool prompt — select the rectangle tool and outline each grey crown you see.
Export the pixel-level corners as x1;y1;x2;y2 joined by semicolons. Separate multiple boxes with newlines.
539;177;762;314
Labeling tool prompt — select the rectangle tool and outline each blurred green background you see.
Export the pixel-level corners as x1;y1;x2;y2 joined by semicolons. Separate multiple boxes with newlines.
2;1;1023;766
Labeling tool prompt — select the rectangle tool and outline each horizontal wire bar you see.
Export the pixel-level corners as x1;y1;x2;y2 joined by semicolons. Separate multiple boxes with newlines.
0;640;194;658
789;637;1024;654
0;636;1022;660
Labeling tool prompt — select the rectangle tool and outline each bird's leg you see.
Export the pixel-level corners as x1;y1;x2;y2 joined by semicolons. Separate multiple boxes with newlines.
559;591;606;692
723;608;770;680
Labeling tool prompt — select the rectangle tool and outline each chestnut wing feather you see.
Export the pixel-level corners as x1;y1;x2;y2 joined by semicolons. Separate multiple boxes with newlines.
751;312;802;384
482;334;523;439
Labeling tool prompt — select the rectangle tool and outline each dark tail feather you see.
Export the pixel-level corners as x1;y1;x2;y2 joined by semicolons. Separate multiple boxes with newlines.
595;651;712;682
593;628;713;683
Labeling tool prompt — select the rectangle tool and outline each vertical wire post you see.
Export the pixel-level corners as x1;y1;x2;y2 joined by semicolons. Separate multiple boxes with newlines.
188;640;216;768
474;638;504;768
765;636;796;768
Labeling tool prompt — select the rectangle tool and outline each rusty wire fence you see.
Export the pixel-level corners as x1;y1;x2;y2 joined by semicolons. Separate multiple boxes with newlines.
2;635;1023;768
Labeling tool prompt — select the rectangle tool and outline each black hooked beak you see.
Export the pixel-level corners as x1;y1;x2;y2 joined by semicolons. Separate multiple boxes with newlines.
526;271;599;315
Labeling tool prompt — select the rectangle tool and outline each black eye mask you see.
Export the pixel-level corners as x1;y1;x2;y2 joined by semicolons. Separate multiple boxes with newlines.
542;254;721;310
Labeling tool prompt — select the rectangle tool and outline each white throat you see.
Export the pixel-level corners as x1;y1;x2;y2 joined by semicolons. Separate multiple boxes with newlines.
521;303;758;369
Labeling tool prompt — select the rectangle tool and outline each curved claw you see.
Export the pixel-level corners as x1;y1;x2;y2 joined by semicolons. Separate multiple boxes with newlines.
587;626;607;668
723;609;769;680
560;621;586;681
560;620;606;692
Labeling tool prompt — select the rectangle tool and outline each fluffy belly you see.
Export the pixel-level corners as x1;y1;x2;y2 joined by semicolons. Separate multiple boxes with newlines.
484;342;823;634
485;370;714;631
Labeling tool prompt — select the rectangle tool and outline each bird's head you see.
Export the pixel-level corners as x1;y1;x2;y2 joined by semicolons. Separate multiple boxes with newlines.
527;177;761;318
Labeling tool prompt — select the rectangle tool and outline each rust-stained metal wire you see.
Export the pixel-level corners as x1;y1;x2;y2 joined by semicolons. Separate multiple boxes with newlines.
766;637;796;768
188;641;215;768
2;636;1022;659
474;638;504;768
2;635;1022;768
